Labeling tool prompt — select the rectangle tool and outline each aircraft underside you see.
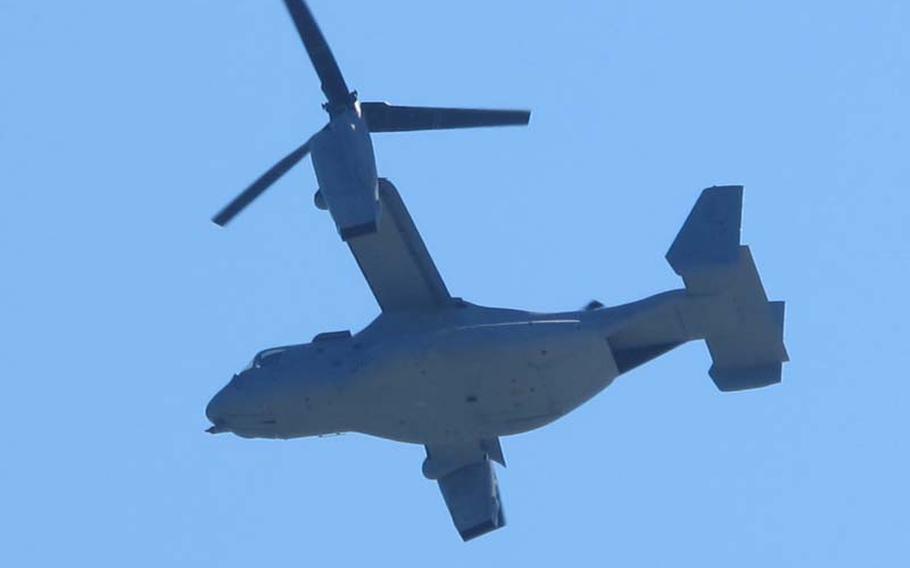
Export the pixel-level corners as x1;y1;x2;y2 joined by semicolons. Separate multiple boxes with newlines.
205;0;787;542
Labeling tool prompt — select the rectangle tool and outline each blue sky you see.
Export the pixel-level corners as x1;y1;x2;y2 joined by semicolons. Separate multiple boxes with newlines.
1;0;907;565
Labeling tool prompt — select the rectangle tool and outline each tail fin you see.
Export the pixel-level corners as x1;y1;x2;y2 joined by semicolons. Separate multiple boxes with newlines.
360;102;530;132
667;186;789;391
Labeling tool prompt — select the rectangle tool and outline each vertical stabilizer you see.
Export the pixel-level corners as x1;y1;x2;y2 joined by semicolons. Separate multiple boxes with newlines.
667;186;789;391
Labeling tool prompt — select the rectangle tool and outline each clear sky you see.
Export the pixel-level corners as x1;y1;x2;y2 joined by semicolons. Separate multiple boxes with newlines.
2;0;908;565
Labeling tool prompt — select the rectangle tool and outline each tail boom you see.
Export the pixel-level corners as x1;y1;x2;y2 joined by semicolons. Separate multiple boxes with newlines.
605;186;788;392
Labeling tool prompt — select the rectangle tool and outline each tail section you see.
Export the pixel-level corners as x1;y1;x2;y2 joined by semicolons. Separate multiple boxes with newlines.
667;186;743;275
667;186;789;391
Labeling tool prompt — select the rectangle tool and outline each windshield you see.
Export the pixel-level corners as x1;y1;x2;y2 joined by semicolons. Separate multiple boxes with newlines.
243;347;289;371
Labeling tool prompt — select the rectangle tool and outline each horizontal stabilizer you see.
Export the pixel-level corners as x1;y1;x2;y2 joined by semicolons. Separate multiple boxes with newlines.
702;251;789;391
667;186;789;391
361;102;530;133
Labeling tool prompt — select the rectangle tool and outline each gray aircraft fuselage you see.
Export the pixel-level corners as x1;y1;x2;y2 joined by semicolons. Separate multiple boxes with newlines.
206;296;678;443
206;181;787;540
206;0;788;541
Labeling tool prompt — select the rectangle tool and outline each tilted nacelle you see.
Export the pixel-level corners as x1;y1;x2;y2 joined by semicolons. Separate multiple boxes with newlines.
310;107;380;240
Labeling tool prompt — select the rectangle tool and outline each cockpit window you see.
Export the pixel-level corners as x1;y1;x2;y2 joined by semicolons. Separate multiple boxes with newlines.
257;348;285;367
244;347;289;371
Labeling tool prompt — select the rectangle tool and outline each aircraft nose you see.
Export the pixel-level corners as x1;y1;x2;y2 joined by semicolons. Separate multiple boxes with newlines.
205;384;234;433
205;372;278;435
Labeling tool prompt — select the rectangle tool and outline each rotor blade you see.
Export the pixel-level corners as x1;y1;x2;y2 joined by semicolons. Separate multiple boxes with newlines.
212;140;311;227
360;103;531;133
282;0;351;107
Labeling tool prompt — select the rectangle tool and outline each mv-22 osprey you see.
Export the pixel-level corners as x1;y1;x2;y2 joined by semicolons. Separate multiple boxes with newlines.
206;0;789;541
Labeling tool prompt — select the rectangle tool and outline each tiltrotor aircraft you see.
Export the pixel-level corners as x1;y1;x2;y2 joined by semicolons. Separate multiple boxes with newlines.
206;1;789;541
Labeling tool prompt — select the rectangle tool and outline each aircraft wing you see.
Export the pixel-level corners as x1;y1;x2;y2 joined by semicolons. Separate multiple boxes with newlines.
423;439;506;541
346;179;453;311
